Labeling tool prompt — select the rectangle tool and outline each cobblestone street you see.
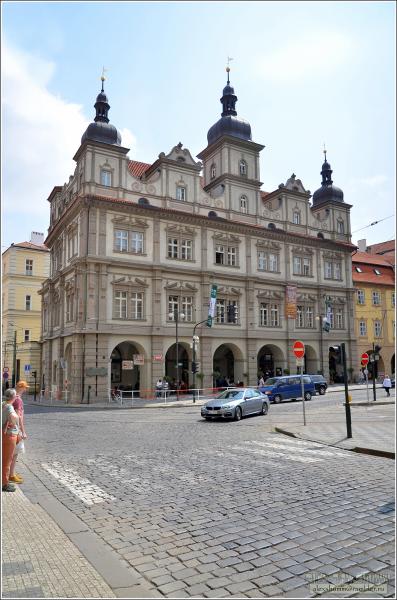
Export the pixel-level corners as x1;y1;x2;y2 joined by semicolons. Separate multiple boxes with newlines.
9;398;396;597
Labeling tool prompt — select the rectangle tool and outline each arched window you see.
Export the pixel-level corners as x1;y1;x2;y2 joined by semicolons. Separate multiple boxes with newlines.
337;220;344;233
239;160;247;176
210;164;216;180
293;211;301;225
240;195;248;214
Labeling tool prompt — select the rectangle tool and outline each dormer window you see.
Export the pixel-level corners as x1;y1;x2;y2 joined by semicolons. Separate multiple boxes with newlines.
374;269;381;275
176;186;186;201
101;170;112;187
293;211;301;225
210;164;216;180
239;160;247;176
240;195;248;214
355;266;362;273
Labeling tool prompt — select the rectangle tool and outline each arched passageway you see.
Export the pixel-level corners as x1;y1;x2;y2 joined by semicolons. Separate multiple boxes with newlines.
304;344;318;375
110;341;142;393
165;343;190;388
257;344;285;379
213;343;244;386
391;354;395;375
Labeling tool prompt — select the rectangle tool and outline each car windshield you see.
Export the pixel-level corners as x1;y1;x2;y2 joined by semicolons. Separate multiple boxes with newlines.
263;378;278;385
217;390;244;400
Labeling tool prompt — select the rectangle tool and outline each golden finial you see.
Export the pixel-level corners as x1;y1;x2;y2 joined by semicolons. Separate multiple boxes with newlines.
323;142;327;161
100;67;108;91
226;57;233;83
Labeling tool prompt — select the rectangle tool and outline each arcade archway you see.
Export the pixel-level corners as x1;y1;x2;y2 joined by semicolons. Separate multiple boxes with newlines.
213;343;244;385
110;341;143;392
257;344;285;379
303;344;318;375
165;343;190;387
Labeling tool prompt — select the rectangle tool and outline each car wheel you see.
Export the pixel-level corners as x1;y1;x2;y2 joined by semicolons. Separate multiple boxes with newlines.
234;407;242;421
261;402;269;415
319;386;326;395
304;391;312;401
274;394;282;404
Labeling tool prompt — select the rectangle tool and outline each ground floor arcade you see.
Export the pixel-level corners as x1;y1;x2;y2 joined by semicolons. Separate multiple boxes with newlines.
41;332;357;403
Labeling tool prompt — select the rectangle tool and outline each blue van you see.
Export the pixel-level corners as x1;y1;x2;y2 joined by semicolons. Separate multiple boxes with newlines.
259;375;315;403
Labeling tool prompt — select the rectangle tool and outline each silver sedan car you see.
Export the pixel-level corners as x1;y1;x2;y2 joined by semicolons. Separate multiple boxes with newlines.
201;388;270;421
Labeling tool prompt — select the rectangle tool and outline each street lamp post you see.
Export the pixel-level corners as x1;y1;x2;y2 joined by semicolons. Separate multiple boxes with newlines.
12;329;17;388
169;309;185;396
192;319;208;403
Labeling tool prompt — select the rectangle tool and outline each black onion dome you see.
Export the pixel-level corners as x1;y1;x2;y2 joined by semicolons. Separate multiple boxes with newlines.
81;81;121;146
207;73;252;145
312;155;344;206
207;116;252;145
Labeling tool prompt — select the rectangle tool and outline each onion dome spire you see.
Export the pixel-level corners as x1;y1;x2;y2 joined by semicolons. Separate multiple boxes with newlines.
81;68;121;146
312;146;344;206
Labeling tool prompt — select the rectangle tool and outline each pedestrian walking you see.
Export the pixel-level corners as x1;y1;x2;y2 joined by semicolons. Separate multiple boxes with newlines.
258;376;265;387
9;381;29;484
162;378;169;399
2;389;20;492
155;379;163;398
383;374;392;397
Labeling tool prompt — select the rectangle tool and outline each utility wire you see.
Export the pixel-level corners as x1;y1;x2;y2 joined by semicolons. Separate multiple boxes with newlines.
352;215;395;234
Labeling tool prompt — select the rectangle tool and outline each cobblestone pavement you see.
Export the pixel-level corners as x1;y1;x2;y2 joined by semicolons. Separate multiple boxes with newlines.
15;400;396;598
2;486;115;598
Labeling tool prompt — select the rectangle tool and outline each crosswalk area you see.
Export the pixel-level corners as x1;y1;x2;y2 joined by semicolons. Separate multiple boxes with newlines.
210;435;348;466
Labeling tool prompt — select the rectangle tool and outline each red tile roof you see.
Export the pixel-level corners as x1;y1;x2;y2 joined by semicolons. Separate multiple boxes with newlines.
12;241;49;251
352;252;395;285
352;251;394;267
128;160;151;178
367;240;395;255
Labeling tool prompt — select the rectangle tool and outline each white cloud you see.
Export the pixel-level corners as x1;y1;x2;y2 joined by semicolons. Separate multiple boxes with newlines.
258;31;354;82
1;42;136;224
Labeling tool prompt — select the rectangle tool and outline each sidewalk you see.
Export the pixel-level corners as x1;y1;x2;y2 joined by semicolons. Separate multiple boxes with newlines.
2;473;159;599
274;401;395;458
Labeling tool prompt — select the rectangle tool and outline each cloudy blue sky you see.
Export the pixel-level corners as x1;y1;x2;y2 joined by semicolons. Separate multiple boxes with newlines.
2;1;395;250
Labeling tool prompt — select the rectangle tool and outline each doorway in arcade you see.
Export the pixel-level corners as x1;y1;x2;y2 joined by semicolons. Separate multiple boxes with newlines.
257;344;285;379
110;342;141;393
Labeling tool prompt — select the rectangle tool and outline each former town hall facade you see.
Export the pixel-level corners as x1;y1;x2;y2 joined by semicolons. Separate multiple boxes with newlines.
40;70;357;401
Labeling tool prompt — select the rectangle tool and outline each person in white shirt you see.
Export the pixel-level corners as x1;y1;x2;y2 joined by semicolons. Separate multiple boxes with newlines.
383;375;392;397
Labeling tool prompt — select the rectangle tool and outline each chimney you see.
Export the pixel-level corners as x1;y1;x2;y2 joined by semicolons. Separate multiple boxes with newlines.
30;231;44;245
357;239;367;253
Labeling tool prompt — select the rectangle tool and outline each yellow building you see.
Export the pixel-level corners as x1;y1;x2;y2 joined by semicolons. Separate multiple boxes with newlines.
352;249;395;379
2;232;50;390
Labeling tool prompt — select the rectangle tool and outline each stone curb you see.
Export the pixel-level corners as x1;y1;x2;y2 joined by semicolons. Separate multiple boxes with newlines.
274;426;395;460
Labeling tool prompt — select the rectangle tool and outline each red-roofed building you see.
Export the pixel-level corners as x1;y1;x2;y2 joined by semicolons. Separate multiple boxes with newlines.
352;250;395;379
40;77;358;402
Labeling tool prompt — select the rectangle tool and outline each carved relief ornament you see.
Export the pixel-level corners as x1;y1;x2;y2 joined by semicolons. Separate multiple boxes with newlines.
256;290;283;300
111;276;148;288
164;281;198;292
111;215;149;229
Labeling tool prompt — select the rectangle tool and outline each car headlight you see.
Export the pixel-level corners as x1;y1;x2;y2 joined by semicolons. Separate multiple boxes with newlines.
265;391;271;395
222;404;233;409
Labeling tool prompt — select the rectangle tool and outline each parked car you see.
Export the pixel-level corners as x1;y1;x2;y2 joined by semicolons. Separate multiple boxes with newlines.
201;388;270;421
259;375;315;403
308;374;328;395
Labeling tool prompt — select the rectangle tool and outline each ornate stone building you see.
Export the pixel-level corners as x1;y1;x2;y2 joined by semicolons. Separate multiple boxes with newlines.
40;71;357;402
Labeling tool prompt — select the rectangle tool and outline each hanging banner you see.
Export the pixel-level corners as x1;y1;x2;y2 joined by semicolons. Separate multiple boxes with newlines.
207;284;218;327
285;285;297;319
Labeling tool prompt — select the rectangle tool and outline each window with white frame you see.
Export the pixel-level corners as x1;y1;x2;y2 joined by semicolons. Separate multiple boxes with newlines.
293;211;301;225
239;160;247;176
374;320;382;337
131;292;143;320
176;186;186;201
260;302;280;327
24;330;30;342
101;170;112;187
372;291;381;305
167;295;194;322
293;253;312;276
25;259;33;276
114;229;144;254
114;291;127;319
357;290;365;305
324;259;342;280
68;227;78;259
215;299;239;324
335;308;344;329
210;164;216;180
359;320;367;336
296;305;314;328
336;220;345;234
65;293;74;322
258;250;279;273
303;257;311;276
240;195;248;214
215;244;238;266
167;237;193;261
25;295;31;311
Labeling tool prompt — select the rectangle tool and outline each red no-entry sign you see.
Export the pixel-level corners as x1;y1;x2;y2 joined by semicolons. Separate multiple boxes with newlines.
361;352;369;366
293;341;305;359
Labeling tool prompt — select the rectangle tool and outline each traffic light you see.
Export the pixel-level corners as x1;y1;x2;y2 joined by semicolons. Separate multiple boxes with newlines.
191;361;199;374
329;345;342;364
32;370;37;378
227;304;236;323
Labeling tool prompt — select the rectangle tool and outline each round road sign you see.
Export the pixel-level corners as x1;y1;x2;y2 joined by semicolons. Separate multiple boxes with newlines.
361;352;369;366
293;340;305;359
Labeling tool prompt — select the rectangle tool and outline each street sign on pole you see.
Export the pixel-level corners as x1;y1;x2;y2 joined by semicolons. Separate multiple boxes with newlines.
361;352;369;366
24;364;31;373
296;357;304;367
293;341;305;359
